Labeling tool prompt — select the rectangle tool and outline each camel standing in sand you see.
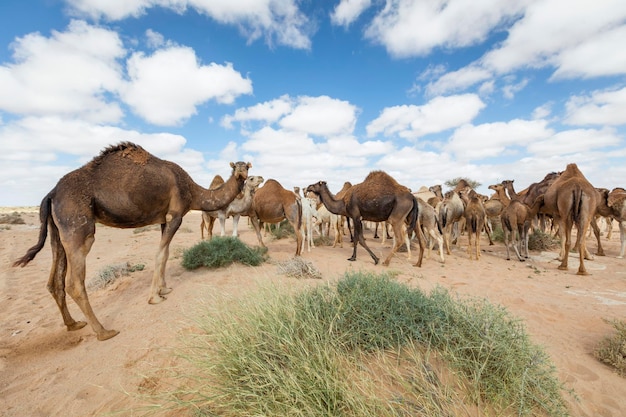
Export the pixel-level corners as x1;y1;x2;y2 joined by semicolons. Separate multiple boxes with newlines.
501;196;544;261
542;163;597;275
13;142;251;341
199;174;225;239
200;176;265;240
590;187;626;258
246;179;303;256
439;190;465;255
459;188;486;260
306;171;424;267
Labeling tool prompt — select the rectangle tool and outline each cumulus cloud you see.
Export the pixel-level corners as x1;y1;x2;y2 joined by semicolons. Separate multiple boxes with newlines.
366;94;485;139
565;86;626;126
221;95;293;128
364;0;526;58
0;20;125;123
447;119;553;160
122;46;252;126
330;0;372;27
66;0;313;49
527;128;622;156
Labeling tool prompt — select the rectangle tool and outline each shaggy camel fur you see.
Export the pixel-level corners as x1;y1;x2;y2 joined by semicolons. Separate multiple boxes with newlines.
201;176;265;240
542;163;598;275
306;171;424;267
439;190;465;255
247;179;303;256
501;196;544;261
13;142;250;341
459;188;486;260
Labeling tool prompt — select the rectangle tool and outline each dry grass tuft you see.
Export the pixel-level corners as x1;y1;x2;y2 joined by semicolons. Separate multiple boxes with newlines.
277;257;322;279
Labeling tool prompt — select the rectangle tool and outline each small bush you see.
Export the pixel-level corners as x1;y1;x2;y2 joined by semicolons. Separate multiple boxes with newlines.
181;237;267;270
0;212;25;225
594;318;626;377
269;219;294;239
88;262;145;290
276;257;322;279
528;229;559;251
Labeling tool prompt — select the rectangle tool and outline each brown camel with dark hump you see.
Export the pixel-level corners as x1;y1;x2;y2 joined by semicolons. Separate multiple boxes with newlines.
13;142;251;341
246;179;303;256
542;163;597;275
306;171;424;267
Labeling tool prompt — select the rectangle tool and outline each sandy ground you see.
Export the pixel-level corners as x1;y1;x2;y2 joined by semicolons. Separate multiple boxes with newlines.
1;208;625;417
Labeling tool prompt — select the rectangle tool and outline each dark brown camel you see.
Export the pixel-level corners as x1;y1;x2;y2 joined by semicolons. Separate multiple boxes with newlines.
246;179;303;256
542;163;597;275
13;142;251;341
306;171;424;267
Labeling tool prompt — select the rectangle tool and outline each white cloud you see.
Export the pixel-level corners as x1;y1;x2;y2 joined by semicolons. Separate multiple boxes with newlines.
0;20;125;123
366;94;485;139
221;95;293;128
364;0;526;58
331;0;372;27
527;128;622;156
66;0;313;49
279;96;358;136
425;65;492;96
122;46;252;126
145;29;165;48
447;119;553;159
565;87;626;126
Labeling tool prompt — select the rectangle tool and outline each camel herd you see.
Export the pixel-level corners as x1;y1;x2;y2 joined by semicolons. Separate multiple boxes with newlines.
13;142;626;341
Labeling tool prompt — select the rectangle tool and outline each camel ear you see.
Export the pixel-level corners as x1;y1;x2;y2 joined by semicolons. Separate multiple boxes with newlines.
247;162;252;169
230;162;235;168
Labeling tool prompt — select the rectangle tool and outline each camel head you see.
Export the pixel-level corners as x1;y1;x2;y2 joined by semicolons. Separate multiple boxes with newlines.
246;175;265;190
230;161;252;181
305;181;327;196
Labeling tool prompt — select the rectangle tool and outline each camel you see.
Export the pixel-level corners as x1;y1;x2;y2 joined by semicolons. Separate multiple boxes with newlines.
199;174;226;239
459;188;486;260
300;196;319;253
501;196;544;261
200;176;265;240
427;184;444;208
306;171;424;267
542;163;597;275
312;205;343;248
412;197;444;263
590;187;626;258
13;142;251;341
439;190;465;255
246;179;303;256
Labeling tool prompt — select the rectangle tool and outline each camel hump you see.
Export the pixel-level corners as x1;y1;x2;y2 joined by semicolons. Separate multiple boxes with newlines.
92;142;151;166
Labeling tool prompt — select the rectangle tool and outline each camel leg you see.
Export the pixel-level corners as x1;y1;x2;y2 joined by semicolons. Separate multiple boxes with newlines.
219;214;227;237
64;230;119;341
149;221;179;304
47;223;87;332
430;229;445;263
558;220;572;271
250;217;266;247
618;221;626;259
382;222;406;266
232;214;240;237
349;218;379;264
576;221;591;275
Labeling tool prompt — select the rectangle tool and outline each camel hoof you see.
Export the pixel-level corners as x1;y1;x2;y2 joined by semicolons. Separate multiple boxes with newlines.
557;265;568;271
159;287;173;296
67;321;88;331
149;295;166;304
577;270;589;276
97;329;120;341
347;257;356;262
382;260;390;266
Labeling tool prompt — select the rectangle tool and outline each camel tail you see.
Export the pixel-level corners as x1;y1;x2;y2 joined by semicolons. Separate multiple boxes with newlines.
441;205;448;228
572;188;583;224
502;216;512;233
435;215;443;235
470;216;478;233
13;192;52;267
296;197;303;232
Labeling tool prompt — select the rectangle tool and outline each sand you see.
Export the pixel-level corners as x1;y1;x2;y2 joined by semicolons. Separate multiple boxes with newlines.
1;209;625;416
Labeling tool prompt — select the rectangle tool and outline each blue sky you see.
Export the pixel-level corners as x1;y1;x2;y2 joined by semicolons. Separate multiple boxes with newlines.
1;0;625;206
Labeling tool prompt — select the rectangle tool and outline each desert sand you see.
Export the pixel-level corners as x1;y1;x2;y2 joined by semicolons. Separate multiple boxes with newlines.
1;208;625;417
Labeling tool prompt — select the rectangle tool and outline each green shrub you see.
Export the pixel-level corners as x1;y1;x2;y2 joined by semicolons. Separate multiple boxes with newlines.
528;229;559;251
181;236;267;270
594;318;626;376
158;272;569;416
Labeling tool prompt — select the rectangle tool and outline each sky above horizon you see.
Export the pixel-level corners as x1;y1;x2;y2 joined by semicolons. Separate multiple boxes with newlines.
1;0;625;206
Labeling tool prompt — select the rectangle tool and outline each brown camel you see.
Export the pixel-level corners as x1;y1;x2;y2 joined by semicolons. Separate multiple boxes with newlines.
459;188;486;260
199;174;225;239
589;187;626;258
201;175;265;240
501;196;544;261
306;171;424;267
542;163;597;275
246;179;303;256
13;142;251;341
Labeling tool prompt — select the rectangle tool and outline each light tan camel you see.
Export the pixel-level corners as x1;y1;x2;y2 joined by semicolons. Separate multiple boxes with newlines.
201;176;265;240
428;184;444;207
13;142;251;341
413;197;444;263
590;187;626;258
542;163;597;275
246;179;303;256
501;196;544;261
439;190;465;255
459;188;486;260
306;171;424;267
